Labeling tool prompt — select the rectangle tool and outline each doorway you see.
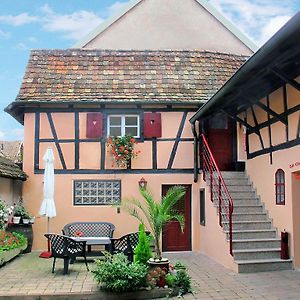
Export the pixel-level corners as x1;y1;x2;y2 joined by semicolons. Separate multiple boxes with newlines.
162;185;191;251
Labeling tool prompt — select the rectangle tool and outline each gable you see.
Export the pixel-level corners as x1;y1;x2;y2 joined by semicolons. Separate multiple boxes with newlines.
75;0;256;55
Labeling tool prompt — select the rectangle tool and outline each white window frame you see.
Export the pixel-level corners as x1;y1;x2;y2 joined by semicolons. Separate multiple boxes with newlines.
107;115;140;138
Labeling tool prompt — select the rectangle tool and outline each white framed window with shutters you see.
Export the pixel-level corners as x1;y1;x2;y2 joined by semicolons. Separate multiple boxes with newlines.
107;115;140;138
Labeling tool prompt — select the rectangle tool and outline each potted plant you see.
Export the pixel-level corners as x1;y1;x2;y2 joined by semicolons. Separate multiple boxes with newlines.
13;202;32;225
22;211;32;224
122;186;186;267
12;205;24;224
107;135;140;168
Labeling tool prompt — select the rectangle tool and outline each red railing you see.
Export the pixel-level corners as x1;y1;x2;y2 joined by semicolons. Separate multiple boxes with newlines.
201;134;234;256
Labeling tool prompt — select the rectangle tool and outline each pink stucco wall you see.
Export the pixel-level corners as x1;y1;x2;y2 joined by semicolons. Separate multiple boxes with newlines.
243;83;300;266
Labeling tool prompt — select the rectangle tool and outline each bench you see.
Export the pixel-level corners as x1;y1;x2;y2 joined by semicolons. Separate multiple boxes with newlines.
62;222;115;254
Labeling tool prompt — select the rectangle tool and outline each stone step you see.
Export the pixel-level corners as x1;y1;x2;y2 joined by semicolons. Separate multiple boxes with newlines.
230;191;256;199
221;172;246;179
233;205;264;213
224;220;273;230
232;238;280;250
232;212;268;221
223;178;250;185
233;248;281;260
226;229;277;240
232;198;260;206
236;258;293;273
227;185;253;192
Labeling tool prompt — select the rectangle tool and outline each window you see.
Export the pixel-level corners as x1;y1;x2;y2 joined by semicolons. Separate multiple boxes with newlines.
74;180;121;206
200;188;205;225
107;115;140;138
275;169;285;205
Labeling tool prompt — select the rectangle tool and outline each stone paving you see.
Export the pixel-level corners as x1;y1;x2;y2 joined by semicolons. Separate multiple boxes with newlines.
0;251;300;299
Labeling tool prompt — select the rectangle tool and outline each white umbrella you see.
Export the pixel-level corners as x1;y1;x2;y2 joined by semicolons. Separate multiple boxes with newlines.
39;148;56;258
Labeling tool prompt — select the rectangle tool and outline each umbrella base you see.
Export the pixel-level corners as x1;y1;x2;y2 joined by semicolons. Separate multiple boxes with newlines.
39;251;52;259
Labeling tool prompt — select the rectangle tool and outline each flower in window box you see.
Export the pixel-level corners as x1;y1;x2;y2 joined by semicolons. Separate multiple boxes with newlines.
107;135;140;168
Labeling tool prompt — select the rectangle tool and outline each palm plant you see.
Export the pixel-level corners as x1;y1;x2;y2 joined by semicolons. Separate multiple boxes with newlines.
122;186;186;260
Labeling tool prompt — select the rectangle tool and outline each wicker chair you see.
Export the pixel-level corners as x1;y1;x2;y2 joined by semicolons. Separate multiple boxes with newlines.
111;231;151;262
44;234;89;275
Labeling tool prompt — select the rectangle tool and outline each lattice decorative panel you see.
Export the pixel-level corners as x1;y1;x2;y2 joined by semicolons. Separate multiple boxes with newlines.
73;180;121;205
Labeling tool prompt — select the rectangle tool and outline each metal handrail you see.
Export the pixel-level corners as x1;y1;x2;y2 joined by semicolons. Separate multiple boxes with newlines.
201;134;234;256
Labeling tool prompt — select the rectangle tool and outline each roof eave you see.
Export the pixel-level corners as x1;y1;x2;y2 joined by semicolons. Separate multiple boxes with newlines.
189;11;300;124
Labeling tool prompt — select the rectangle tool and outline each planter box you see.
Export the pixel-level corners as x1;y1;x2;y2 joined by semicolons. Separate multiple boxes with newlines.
0;242;27;266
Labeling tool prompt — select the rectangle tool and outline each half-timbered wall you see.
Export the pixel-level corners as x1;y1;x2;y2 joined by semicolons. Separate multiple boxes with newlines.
22;106;204;250
238;81;300;265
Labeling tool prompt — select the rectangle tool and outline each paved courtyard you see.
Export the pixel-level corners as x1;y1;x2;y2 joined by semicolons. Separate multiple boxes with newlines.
0;251;300;299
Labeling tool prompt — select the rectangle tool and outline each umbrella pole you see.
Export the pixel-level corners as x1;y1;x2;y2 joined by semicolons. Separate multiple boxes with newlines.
39;217;52;259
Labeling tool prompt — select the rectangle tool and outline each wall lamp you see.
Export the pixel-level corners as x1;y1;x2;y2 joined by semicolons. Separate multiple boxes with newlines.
138;177;147;189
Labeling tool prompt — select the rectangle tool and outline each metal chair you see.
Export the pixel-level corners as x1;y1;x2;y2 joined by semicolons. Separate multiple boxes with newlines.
110;231;151;262
44;234;89;275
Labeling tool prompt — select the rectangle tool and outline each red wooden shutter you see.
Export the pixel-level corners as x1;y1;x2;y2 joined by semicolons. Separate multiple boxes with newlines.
144;113;162;138
86;112;103;138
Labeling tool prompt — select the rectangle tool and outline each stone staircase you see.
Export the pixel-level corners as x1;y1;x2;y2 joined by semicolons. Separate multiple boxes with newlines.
210;171;293;273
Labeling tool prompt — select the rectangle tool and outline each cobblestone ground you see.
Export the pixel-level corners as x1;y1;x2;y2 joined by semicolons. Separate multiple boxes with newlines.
0;251;300;299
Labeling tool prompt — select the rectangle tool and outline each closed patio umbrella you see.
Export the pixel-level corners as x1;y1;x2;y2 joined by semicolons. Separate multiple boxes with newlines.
39;148;56;258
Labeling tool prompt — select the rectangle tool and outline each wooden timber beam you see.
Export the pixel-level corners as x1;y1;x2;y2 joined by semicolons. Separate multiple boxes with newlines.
255;102;288;125
270;67;300;92
220;109;258;135
251;106;265;149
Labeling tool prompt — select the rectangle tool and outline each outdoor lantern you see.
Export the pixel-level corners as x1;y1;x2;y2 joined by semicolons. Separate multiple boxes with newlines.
138;177;147;189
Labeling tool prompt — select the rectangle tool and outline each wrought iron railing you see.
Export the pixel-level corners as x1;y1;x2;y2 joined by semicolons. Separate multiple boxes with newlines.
201;134;234;256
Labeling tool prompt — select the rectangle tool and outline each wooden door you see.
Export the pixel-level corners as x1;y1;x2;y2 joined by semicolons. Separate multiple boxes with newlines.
207;114;234;171
162;185;191;252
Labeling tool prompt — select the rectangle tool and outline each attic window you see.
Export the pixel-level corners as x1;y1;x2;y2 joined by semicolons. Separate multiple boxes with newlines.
107;115;140;138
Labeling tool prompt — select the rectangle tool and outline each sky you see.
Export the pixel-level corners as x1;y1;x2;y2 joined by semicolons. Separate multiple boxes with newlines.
0;0;299;141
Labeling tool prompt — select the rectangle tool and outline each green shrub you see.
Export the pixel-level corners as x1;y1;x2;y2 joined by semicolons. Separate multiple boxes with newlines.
174;269;192;296
134;224;152;265
165;273;176;288
92;252;147;292
168;261;192;296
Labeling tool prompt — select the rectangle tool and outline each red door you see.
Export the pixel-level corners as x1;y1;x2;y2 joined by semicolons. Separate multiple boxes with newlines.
162;185;191;252
207;114;233;171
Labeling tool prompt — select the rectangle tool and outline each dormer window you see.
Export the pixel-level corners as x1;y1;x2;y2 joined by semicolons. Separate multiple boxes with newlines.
107;115;140;138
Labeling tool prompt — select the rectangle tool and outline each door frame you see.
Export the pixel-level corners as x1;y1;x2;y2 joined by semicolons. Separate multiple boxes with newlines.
162;184;192;252
203;116;238;170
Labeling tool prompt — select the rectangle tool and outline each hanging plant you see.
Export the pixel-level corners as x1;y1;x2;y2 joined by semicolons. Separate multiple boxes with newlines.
107;135;140;168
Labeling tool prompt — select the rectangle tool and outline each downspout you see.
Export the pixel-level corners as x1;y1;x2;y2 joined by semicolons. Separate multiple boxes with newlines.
191;122;198;183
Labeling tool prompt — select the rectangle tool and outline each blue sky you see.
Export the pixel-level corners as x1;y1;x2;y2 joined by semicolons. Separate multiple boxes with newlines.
0;0;299;141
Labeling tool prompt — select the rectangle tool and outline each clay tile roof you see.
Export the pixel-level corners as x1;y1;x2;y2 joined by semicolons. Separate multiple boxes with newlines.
16;49;248;104
0;141;23;163
0;156;27;181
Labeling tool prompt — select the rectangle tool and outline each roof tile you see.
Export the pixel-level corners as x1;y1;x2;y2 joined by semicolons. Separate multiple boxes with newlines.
16;49;248;103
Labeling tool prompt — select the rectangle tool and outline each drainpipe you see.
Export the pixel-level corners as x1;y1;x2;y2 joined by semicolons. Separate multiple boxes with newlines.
191;122;198;183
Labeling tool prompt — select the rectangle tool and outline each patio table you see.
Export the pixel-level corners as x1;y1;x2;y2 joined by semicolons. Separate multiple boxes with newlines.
71;236;112;254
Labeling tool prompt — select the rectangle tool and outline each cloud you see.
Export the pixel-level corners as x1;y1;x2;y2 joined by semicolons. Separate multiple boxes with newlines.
0;29;10;39
15;42;29;51
259;15;291;45
28;36;38;43
42;7;104;40
210;0;295;45
0;130;5;139
11;128;24;140
107;1;131;16
0;13;38;26
0;4;103;41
